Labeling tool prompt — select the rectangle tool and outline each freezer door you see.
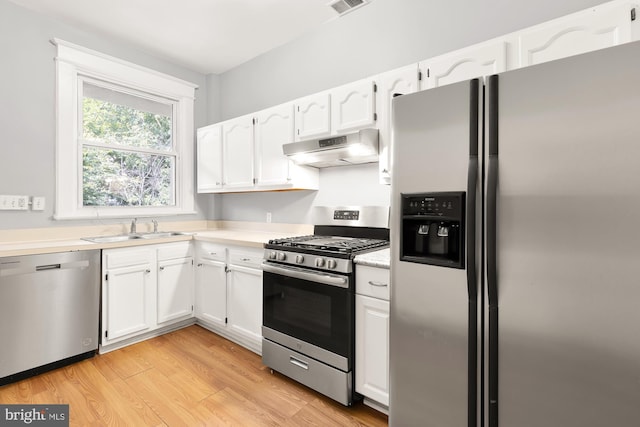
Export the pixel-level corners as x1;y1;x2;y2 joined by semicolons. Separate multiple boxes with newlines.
390;79;482;426
489;41;640;427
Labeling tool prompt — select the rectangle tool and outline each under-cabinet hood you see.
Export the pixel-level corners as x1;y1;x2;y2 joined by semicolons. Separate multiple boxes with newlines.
283;128;379;168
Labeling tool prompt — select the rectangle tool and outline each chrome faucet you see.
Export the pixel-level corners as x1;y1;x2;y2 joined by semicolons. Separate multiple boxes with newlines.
152;219;158;233
130;218;137;234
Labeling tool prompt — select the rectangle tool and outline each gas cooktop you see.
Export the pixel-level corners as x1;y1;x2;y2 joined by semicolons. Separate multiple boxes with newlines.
266;234;389;256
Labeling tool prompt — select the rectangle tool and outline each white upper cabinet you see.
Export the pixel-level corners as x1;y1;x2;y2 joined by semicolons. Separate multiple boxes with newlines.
376;65;420;185
254;103;295;188
222;115;254;189
196;104;318;194
331;78;377;134
419;40;508;90
196;124;223;192
518;2;635;67
295;92;331;141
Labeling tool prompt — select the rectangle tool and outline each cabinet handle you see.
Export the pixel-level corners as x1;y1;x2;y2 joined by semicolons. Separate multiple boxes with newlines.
209;252;218;256
368;280;388;287
145;269;151;274
159;266;165;271
215;182;221;185
240;258;251;262
197;263;203;267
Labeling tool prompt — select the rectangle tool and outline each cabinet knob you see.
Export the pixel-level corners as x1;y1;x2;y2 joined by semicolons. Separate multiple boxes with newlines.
159;266;165;271
145;269;151;274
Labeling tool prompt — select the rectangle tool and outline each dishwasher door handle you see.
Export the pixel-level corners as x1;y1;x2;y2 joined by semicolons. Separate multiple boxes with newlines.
1;260;90;277
36;264;61;271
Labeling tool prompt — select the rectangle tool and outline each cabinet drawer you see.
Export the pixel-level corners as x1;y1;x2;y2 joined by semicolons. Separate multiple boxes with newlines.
356;265;390;300
157;242;193;261
104;248;154;269
228;247;263;268
197;242;226;261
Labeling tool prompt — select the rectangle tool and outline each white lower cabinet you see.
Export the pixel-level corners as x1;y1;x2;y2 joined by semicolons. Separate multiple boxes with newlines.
100;242;194;351
195;242;263;354
157;257;194;324
227;263;263;344
195;257;227;327
355;264;390;410
103;248;155;343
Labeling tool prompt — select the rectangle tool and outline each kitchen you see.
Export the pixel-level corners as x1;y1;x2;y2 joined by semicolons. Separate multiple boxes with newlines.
2;0;640;425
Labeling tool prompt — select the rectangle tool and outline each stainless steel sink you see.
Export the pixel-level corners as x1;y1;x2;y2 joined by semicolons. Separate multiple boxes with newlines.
81;234;141;243
82;231;190;243
136;231;189;239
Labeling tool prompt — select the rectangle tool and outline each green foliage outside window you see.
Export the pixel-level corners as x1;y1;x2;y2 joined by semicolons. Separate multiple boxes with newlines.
81;95;175;207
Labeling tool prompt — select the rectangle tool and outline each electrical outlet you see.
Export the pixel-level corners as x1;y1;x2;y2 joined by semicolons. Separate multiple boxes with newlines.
0;195;30;210
32;196;46;211
266;212;272;223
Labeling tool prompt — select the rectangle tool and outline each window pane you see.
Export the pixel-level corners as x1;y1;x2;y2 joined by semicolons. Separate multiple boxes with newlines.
83;147;175;207
82;81;173;151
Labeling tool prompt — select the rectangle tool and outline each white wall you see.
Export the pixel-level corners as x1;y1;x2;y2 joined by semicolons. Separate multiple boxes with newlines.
210;0;606;223
0;0;210;230
219;163;389;223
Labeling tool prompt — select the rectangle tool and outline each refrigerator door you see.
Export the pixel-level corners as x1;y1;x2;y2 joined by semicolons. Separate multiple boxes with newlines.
489;41;640;427
390;79;481;426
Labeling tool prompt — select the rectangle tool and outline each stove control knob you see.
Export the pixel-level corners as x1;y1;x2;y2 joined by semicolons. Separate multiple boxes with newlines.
277;252;287;261
268;251;277;260
315;258;326;268
295;255;305;264
326;259;337;269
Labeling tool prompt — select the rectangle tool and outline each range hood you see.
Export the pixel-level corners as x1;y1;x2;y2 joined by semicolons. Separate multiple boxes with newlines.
283;128;379;168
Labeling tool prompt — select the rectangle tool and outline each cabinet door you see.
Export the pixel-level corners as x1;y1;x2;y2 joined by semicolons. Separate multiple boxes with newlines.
294;92;331;141
331;79;376;134
356;295;390;406
104;263;153;342
518;2;633;67
227;264;263;344
376;65;420;185
157;257;194;324
196;124;223;192
222;115;254;189
420;40;507;90
195;258;227;327
254;103;294;188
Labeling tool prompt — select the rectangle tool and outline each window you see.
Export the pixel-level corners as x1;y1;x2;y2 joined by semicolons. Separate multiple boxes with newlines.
54;39;197;219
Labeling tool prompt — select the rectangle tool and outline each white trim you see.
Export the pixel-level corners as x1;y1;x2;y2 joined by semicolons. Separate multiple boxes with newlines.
53;39;197;220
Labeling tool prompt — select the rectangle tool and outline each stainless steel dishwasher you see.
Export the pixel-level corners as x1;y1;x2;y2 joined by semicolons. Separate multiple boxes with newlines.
0;250;100;385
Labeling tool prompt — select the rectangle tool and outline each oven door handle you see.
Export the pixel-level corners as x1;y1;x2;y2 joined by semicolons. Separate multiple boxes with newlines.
262;263;349;289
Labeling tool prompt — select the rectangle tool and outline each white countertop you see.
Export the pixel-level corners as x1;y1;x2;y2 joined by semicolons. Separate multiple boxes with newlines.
354;248;390;269
0;221;313;258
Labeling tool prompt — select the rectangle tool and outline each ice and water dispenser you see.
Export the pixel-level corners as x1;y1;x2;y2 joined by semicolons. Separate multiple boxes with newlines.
400;192;465;269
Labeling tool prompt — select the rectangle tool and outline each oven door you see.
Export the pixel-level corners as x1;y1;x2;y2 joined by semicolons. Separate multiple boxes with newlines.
262;262;354;371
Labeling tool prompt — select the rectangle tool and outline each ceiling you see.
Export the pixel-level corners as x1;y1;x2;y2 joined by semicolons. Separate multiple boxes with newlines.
9;0;347;74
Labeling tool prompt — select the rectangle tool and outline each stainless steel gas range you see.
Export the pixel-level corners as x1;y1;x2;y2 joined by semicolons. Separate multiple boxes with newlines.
261;206;389;406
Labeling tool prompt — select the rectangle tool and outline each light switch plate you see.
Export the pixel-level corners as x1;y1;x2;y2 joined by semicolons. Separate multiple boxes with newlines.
32;196;45;211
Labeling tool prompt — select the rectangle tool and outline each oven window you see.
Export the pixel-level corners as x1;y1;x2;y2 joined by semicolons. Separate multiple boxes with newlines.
263;271;352;358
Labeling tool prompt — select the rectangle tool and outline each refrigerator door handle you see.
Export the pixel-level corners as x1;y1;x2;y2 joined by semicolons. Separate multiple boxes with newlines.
486;73;499;427
467;78;480;427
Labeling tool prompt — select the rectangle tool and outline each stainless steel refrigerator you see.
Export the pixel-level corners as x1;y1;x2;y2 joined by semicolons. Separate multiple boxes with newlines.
389;40;640;427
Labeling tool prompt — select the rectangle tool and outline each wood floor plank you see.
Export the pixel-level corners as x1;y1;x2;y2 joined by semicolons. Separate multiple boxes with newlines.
0;325;388;427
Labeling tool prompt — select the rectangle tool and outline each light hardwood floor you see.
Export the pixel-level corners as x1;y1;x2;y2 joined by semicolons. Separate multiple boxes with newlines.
0;325;388;426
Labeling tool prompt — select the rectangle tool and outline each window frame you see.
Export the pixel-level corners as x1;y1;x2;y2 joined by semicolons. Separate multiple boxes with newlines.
53;39;197;219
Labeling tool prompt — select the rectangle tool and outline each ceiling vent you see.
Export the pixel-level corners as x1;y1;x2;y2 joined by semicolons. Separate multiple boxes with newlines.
328;0;370;16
